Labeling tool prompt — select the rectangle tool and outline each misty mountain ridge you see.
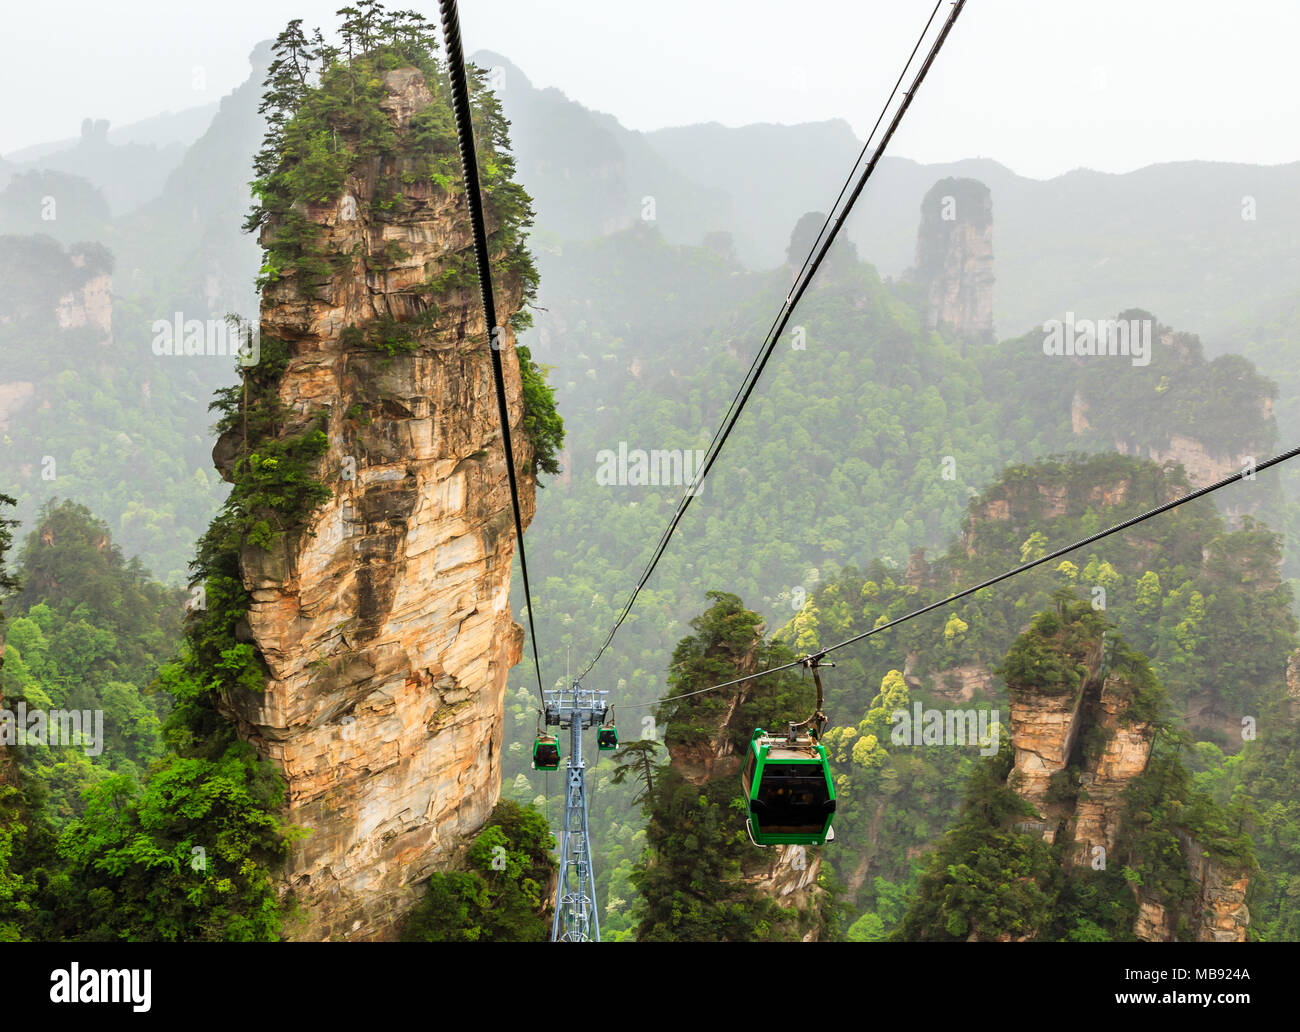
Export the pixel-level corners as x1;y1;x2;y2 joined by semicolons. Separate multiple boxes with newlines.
6;42;1298;341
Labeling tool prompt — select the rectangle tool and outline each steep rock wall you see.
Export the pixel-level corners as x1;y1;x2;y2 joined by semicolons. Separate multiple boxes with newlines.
215;67;535;941
1008;672;1086;829
54;266;112;339
1067;677;1154;866
1005;625;1248;942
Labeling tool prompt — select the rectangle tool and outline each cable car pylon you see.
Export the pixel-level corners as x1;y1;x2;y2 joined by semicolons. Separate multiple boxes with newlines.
544;685;609;941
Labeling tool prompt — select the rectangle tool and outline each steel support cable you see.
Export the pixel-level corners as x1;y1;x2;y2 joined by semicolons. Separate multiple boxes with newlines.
576;0;968;685
439;0;547;704
626;444;1300;708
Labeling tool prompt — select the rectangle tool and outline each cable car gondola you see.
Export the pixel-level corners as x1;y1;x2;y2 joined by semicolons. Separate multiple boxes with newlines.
741;729;836;846
740;657;836;846
597;710;618;752
533;733;560;771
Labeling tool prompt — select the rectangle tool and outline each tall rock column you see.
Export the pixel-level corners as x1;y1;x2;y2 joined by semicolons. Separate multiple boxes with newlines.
913;177;994;345
215;66;536;940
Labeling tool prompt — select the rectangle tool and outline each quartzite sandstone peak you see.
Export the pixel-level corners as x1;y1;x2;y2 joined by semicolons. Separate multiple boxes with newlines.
914;176;995;345
1005;623;1250;942
215;64;536;940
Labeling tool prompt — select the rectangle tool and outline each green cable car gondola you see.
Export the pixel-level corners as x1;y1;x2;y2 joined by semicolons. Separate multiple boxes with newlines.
741;728;836;846
533;734;560;771
597;723;618;752
740;656;836;846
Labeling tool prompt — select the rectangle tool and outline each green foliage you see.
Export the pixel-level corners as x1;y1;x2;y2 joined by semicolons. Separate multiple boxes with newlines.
2;502;184;820
1120;734;1255;897
402;800;555;942
609;739;661;805
997;593;1105;697
1204;703;1300;941
0;494;34;941
499;211;1284;924
518;345;564;477
51;749;291;941
895;738;1057;940
0;785;33;941
0;233;230;585
0;498;294;940
243;5;562;477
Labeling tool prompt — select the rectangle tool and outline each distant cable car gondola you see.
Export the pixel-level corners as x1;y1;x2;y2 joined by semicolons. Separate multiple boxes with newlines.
597;709;618;751
740;657;836;846
533;733;561;771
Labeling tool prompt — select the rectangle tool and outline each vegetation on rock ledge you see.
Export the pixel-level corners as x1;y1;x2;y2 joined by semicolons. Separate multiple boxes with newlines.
245;3;562;477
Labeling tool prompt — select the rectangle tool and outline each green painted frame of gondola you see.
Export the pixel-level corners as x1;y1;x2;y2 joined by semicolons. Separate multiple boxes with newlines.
596;726;619;752
741;729;836;846
533;736;561;771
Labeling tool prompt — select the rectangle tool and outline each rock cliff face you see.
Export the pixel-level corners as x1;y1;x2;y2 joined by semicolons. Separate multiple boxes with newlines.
1007;666;1089;829
907;453;1288;765
1113;434;1252;491
913;177;994;344
1067;677;1154;866
214;67;535;941
54;250;112;340
962;469;1155;555
1132;841;1251;942
1065;322;1277;524
1004;624;1249;942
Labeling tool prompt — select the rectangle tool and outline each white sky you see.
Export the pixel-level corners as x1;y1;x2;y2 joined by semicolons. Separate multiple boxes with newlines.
3;0;1299;178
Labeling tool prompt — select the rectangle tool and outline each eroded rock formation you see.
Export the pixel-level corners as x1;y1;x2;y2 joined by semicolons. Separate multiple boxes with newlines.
54;249;112;340
215;67;536;940
1065;320;1277;524
913;177;994;344
1004;623;1249;942
1067;677;1155;866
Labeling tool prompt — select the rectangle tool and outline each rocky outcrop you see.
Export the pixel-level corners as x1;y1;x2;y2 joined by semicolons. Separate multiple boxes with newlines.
1183;838;1251;942
964;469;1152;556
742;846;823;941
1071;394;1264;489
933;664;994;702
1008;672;1087;827
913;177;994;344
1134;839;1251;943
1113;433;1254;492
1003;618;1248;942
54;253;112;340
1068;677;1154;865
214;67;536;941
1064;320;1277;525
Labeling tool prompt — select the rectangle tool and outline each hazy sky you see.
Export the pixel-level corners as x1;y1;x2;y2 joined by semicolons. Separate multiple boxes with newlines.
4;0;1299;178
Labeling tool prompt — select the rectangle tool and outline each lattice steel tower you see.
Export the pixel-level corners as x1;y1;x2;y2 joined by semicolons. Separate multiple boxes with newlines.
543;686;607;941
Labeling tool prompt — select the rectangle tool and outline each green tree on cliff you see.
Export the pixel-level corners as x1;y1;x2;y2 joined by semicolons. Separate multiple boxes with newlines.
403;800;556;942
